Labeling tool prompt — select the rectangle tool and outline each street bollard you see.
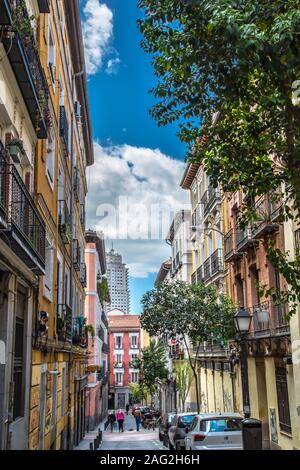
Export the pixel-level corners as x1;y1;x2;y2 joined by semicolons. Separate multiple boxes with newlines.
89;442;93;451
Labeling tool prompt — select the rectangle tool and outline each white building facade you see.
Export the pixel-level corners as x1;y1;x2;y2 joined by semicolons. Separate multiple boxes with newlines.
106;249;130;314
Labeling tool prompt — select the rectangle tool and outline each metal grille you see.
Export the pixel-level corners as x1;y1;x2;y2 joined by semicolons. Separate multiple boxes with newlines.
275;368;292;435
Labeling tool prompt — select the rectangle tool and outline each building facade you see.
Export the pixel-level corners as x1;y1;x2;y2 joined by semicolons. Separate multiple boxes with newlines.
108;311;140;409
0;0;94;450
106;249;130;313
84;231;109;432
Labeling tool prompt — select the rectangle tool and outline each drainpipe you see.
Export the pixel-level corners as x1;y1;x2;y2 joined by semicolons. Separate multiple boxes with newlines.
67;69;84;450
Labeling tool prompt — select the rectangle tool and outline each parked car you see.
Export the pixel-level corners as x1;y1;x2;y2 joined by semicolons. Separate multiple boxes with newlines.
184;413;244;450
168;413;197;450
158;412;176;442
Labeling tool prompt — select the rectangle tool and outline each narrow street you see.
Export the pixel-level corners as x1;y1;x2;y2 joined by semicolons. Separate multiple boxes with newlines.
100;414;166;451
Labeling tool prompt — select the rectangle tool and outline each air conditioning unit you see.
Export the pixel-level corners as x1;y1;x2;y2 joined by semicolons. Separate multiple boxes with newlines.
74;101;81;118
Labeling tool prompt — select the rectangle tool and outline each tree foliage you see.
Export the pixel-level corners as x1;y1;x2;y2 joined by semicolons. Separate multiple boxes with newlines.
138;0;300;306
134;339;169;397
141;280;236;411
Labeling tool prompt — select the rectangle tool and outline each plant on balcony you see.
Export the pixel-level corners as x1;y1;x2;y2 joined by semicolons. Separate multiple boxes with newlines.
141;280;236;413
7;138;26;164
97;273;110;305
85;324;95;338
12;0;36;42
138;0;300;316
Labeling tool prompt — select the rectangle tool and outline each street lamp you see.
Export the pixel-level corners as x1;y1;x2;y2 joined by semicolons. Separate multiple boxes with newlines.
234;307;252;419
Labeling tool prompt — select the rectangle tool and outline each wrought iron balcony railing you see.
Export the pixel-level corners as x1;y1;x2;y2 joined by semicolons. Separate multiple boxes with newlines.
73;239;81;271
73;166;80;202
57;304;72;342
98;325;105;341
0;154;45;274
251;195;280;239
37;0;50;13
0;142;8;228
224;228;242;263
201;186;221;218
59;105;69;152
114;362;124;369
58;200;71;244
80;203;85;230
80;263;87;288
236;226;258;252
250;301;290;338
1;0;50;138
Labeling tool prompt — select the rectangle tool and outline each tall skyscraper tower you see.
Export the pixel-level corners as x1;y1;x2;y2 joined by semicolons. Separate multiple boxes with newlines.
106;248;130;313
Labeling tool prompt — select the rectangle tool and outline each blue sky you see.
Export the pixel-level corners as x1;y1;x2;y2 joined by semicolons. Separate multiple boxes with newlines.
81;0;188;313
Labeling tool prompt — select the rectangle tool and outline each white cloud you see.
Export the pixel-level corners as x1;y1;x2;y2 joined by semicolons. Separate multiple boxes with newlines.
86;143;189;277
106;56;121;75
82;0;114;75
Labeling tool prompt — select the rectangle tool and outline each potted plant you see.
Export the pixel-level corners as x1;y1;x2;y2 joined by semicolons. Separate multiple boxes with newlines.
85;324;95;338
7;138;25;164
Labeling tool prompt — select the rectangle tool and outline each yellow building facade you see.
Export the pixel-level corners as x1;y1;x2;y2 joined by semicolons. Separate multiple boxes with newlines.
28;1;94;450
0;0;93;450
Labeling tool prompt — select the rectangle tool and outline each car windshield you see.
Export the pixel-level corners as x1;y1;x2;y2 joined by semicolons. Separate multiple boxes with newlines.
168;414;175;424
179;415;196;425
201;418;242;433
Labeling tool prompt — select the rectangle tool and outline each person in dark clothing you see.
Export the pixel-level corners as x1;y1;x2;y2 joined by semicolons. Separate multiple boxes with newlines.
107;411;116;432
126;404;130;415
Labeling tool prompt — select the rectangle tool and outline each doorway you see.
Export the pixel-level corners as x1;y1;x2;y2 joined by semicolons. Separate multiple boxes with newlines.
255;360;270;449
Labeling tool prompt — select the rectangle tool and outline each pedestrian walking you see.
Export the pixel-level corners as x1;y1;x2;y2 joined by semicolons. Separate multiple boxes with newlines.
116;409;125;432
126;403;130;415
107;411;116;432
133;407;142;432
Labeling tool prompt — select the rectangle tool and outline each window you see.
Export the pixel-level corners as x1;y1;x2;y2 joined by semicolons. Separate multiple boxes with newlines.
130;335;138;349
131;372;138;383
200;418;242;433
276;367;292;434
44;235;54;300
115;354;122;364
115;373;123;385
48;19;56;85
46;133;55;188
115;336;122;349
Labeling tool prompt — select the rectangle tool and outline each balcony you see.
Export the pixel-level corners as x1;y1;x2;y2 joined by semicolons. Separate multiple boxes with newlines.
80;263;87;288
73;239;81;271
269;189;284;222
1;0;50;138
224;228;243;263
73;166;80;202
72;315;88;348
295;229;300;251
37;0;50;13
59;105;69;152
0;0;12;25
80;203;85;230
114;362;124;369
57;304;72;342
102;343;109;354
0;143;8;228
236;226;258;252
98;325;105;341
201;186;221;218
251;195;279;239
197;249;224;284
0;154;45;274
250;301;290;338
58;200;71;244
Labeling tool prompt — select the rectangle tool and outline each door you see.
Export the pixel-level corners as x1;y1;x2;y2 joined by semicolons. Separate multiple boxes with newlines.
256;361;270;449
117;393;125;409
